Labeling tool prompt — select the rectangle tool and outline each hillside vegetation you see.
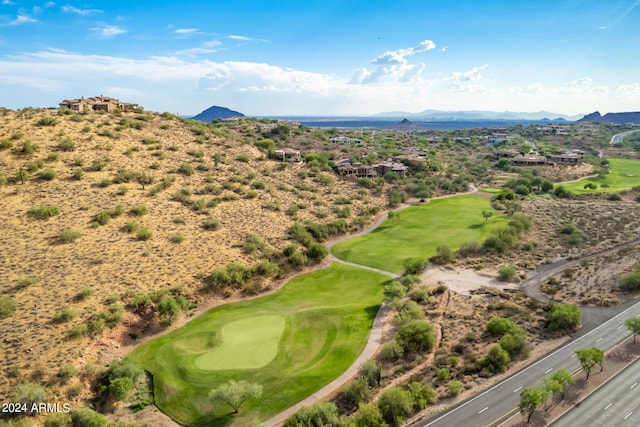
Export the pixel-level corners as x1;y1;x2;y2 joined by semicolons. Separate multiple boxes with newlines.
0;107;388;403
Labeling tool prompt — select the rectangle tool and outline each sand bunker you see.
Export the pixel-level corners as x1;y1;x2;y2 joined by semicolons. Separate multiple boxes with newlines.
421;266;520;295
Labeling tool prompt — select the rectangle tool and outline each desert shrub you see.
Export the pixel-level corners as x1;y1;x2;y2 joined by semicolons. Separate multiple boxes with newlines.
20;140;39;155
486;317;519;336
498;265;519;282
403;257;429;275
204;263;252;291
0;172;7;186
178;163;195;176
59;227;81;244
36;116;57;126
608;192;622;201
46;152;61;162
437;368;450;381
45;412;72;427
130;204;148;216
236;154;250;163
0;297;15;318
136;227;152;241
408;285;431;304
396;320;436;355
123;220;139;233
203;216;221;230
448;380;463;396
76;287;94;301
94;210;111;225
54;308;78;323
620;268;640;291
553;185;572;198
171;233;184;243
429;245;455;265
305;243;329;259
284;402;341;427
339;377;372;408
69;408;107;427
12;382;49;408
29;205;60;220
377;386;413;426
456;241;483;257
548;303;581;332
69;324;88;338
0;138;14;149
58;138;76;152
480;344;510;374
380;340;403;361
72;168;84;180
499;332;530;357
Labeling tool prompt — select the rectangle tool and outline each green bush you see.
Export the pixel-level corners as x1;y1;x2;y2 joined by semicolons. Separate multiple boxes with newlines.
76;287;94;300
72;168;84;180
548;303;581;332
0;297;16;318
178;163;194;176
58;138;76;152
498;265;519;282
448;380;463;396
29;205;60;220
203;216;221;230
36;116;57;126
94;210;111;225
130;204;148;216
59;227;81;244
54;308;78;323
70;408;107;427
21;140;39;154
136;227;152;241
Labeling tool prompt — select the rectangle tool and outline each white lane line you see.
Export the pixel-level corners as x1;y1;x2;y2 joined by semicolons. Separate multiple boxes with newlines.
624;412;633;420
514;386;523;393
617;325;624;329
571;353;577;358
605;403;613;410
596;337;603;343
545;368;553;374
478;407;489;414
631;382;638;390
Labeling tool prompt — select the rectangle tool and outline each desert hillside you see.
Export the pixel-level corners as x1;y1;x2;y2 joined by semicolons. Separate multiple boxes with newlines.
0;107;388;403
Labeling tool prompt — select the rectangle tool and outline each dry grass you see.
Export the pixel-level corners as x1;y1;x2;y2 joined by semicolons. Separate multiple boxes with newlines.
0;108;387;403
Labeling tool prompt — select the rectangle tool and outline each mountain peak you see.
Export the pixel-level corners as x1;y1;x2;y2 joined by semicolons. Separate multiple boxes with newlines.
192;105;245;123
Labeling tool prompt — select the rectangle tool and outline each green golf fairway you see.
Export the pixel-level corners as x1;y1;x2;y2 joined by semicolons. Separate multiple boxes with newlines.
130;263;389;426
195;315;285;370
560;158;640;194
331;194;509;274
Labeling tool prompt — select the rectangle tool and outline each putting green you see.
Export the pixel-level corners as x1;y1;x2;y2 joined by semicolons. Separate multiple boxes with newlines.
195;315;285;370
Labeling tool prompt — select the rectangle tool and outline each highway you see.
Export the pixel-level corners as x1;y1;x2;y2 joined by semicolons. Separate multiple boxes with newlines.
413;299;640;427
551;358;640;427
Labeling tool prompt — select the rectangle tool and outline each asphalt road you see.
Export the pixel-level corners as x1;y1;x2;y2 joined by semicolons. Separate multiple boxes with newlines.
413;299;640;427
610;129;640;144
551;358;640;427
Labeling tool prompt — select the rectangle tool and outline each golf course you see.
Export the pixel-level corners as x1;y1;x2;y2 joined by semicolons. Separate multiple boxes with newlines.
559;158;640;194
331;194;509;274
130;263;389;426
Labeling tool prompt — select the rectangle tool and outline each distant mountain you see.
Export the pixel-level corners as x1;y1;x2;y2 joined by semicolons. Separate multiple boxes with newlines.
371;109;582;121
577;111;640;124
192;106;245;122
389;118;423;130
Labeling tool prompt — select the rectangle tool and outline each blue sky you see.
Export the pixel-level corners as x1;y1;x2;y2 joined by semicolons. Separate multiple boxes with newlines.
1;0;639;116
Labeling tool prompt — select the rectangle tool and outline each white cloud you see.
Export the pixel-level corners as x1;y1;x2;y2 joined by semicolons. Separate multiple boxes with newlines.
560;77;608;96
62;5;103;15
614;83;640;97
174;28;199;35
91;24;126;38
229;35;253;41
11;15;38;25
448;64;488;81
441;46;448;52
175;47;219;57
45;2;55;7
371;39;436;65
510;82;544;95
2;0;15;5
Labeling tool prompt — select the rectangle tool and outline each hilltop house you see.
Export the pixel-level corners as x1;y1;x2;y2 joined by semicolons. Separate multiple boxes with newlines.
330;136;362;144
273;148;301;162
59;95;138;113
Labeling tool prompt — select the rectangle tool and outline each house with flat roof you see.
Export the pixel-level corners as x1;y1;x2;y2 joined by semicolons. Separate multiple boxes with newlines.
59;95;138;113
